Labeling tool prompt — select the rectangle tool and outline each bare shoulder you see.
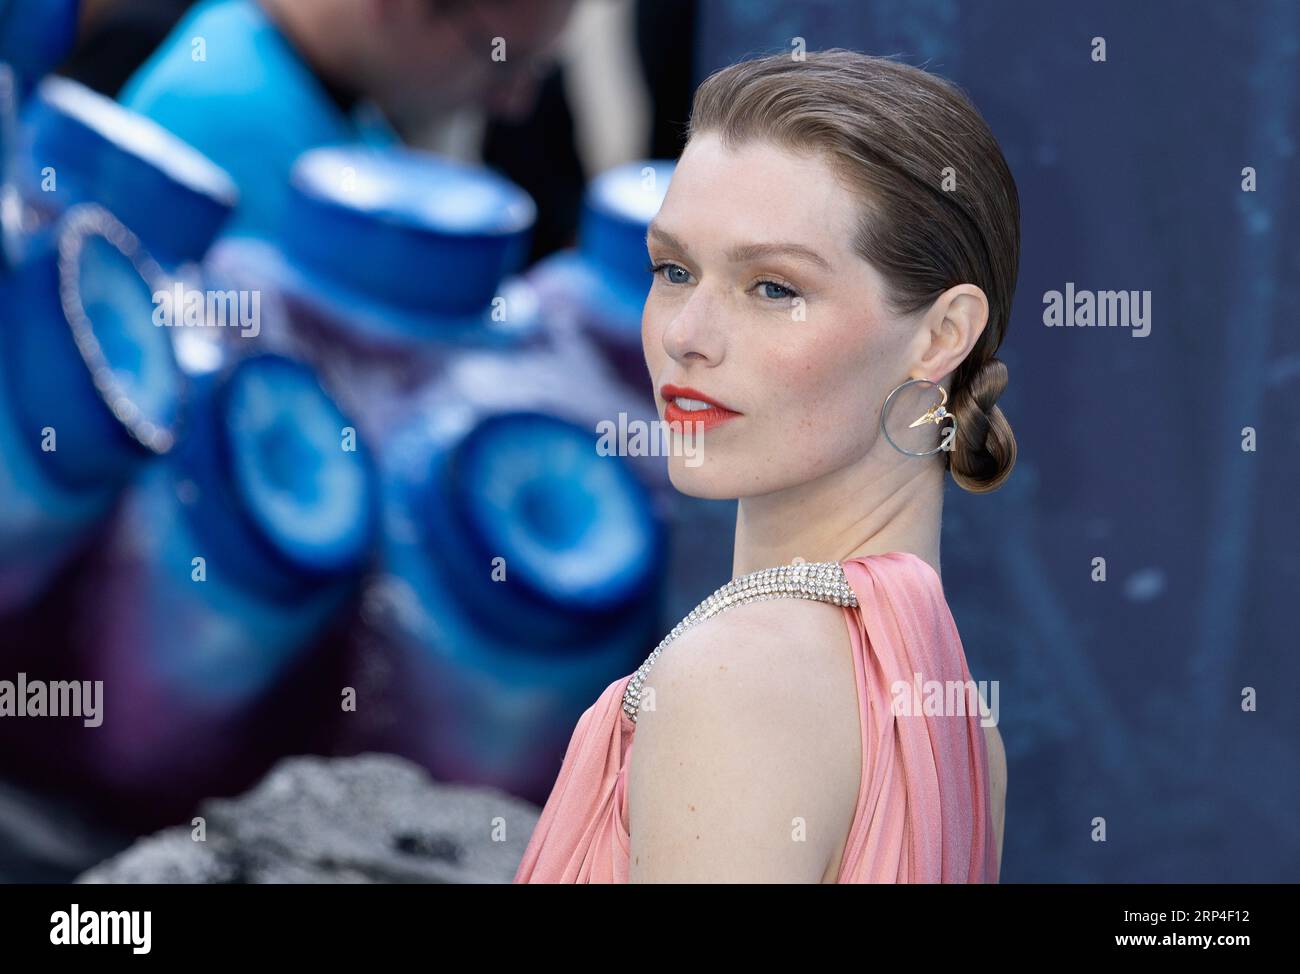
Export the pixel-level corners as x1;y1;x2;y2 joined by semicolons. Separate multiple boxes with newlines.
626;596;861;882
634;594;857;729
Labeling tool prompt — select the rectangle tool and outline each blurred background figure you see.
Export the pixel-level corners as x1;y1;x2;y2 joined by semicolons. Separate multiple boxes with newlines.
77;0;576;239
57;0;192;95
58;0;689;261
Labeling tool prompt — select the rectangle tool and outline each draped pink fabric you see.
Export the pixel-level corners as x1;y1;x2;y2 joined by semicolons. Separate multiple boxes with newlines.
513;551;999;883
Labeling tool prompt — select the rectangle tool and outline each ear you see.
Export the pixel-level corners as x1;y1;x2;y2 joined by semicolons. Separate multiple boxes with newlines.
910;284;989;384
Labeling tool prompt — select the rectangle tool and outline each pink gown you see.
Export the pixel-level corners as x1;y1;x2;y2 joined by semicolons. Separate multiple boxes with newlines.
513;551;1000;883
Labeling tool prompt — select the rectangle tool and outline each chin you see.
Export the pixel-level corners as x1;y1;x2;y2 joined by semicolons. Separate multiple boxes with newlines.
665;458;740;500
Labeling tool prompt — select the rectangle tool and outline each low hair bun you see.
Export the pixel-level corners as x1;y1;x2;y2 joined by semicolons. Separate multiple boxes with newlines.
948;356;1016;494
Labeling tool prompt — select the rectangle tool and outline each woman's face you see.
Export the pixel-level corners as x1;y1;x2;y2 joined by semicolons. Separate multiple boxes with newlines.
642;133;922;499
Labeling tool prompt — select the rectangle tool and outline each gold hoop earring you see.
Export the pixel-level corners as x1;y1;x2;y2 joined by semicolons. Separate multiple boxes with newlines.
880;377;957;457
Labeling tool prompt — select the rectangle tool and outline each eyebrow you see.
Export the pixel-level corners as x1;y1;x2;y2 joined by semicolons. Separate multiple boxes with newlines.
646;223;832;271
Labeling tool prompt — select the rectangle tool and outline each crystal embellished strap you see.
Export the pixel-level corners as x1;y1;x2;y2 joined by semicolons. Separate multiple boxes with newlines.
621;561;859;724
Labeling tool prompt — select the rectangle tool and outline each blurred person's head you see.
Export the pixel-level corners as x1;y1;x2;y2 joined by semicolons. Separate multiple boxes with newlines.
263;0;575;130
642;49;1020;504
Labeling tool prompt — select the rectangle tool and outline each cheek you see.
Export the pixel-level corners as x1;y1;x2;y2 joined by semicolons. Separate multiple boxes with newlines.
641;306;665;372
766;333;872;420
750;332;882;463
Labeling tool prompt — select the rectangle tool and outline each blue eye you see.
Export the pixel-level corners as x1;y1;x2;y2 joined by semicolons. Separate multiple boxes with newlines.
645;262;799;301
648;261;692;285
759;281;796;300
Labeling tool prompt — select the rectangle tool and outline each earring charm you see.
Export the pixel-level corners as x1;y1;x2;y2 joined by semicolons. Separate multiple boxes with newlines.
881;377;957;457
908;385;951;428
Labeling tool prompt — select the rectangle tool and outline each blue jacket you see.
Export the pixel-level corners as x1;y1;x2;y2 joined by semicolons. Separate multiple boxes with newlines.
119;0;396;240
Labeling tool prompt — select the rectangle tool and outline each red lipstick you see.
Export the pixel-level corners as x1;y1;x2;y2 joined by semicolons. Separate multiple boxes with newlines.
660;383;742;432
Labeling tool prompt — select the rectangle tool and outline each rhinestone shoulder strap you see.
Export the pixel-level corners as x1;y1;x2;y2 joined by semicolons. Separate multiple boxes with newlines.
621;561;859;724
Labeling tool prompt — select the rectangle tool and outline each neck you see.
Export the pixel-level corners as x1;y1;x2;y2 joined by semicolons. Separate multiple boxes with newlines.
731;452;946;581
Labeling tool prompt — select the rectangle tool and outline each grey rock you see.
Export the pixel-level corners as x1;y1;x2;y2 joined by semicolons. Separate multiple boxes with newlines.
76;827;240;884
77;752;541;884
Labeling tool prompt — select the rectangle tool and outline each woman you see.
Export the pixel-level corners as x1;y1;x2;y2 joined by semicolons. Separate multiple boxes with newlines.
514;48;1015;883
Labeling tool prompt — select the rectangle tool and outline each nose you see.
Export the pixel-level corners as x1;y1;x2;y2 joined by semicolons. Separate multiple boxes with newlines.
660;288;726;366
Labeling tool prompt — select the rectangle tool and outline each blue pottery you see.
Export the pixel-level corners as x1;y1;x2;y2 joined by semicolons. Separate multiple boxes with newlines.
356;409;666;799
0;204;182;613
0;0;80;94
203;144;544;439
17;76;237;267
72;352;376;792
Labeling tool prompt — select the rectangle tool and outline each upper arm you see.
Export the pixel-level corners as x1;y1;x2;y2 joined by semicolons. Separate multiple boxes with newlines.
984;722;1007;870
626;598;858;883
